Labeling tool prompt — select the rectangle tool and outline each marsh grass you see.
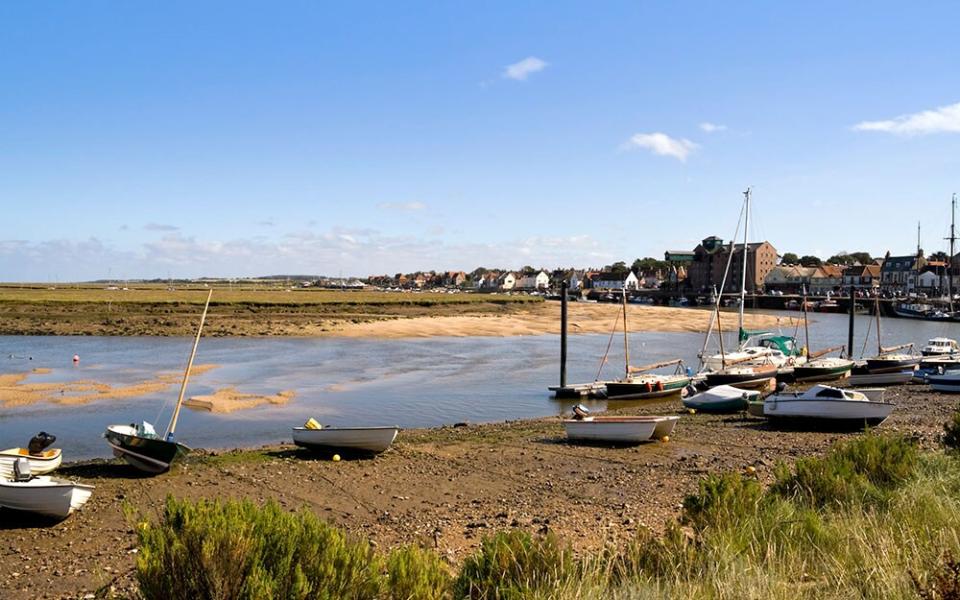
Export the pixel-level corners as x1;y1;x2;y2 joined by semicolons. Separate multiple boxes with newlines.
137;434;960;599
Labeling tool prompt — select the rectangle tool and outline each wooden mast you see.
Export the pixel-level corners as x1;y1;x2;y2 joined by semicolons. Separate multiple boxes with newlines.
803;287;811;358
716;302;726;369
165;289;213;440
621;288;630;378
875;295;882;356
949;194;956;313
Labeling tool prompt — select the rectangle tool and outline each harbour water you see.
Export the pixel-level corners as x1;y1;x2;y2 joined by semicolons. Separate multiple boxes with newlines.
2;310;959;460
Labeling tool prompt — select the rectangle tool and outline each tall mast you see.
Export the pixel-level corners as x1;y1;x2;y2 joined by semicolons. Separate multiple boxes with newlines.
948;194;957;312
166;289;213;440
621;288;630;378
738;188;750;341
875;295;882;356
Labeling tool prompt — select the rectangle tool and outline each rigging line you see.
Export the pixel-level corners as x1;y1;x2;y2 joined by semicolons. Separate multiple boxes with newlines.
859;314;874;359
699;197;746;366
594;303;622;382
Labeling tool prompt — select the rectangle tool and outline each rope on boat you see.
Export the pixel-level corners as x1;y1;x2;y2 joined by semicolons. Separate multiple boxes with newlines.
594;304;623;382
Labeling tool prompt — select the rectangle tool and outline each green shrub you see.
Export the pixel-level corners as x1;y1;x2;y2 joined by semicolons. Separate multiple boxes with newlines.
453;530;577;599
945;409;960;453
681;471;764;532
136;497;382;600
386;544;451;600
771;433;918;508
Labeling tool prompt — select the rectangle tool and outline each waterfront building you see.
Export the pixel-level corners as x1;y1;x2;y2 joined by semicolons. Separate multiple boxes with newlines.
686;236;778;294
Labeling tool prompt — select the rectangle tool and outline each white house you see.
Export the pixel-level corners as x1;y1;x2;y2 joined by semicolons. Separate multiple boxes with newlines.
516;270;550;291
498;272;517;291
591;271;640;291
568;271;582;291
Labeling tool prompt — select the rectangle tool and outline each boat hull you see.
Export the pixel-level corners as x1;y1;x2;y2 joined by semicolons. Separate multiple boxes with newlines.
848;370;914;386
563;416;679;444
0;477;94;519
104;425;189;474
292;426;399;454
705;365;778;387
865;357;921;374
763;398;893;427
793;359;853;382
0;448;62;479
682;385;760;413
928;374;960;393
604;377;690;400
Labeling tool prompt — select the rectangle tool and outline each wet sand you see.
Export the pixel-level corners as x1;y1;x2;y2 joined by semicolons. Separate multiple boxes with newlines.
185;388;296;413
0;364;220;408
0;383;948;600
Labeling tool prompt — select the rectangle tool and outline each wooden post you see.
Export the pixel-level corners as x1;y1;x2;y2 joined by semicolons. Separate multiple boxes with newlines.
166;290;213;440
560;281;568;388
847;286;855;359
621;288;630;378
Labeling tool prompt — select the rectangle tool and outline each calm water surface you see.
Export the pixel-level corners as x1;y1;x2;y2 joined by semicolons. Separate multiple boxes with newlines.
2;310;959;459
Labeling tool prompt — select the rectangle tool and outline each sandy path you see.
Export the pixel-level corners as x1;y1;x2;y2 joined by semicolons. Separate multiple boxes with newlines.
324;303;798;338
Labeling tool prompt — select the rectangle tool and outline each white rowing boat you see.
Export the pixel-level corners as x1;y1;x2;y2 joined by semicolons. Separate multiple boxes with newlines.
0;459;93;519
292;425;399;454
563;415;679;444
0;448;62;478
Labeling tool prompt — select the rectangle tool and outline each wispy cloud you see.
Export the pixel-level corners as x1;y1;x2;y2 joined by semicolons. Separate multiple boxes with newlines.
144;223;179;232
377;201;427;212
852;101;960;135
503;57;548;81
258;220;274;227
623;132;699;162
699;122;727;133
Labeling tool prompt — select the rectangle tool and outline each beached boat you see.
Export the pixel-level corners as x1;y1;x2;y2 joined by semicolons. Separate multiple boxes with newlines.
292;424;399;453
848;363;915;386
762;384;894;427
564;412;679;444
103;290;212;474
682;384;760;413
704;363;778;387
602;291;690;400
865;353;921;374
792;356;854;382
0;459;94;519
0;432;62;477
927;373;960;393
922;337;960;356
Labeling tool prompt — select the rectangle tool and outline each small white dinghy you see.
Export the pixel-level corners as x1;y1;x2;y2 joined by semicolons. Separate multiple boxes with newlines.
563;405;679;444
292;419;399;454
0;432;63;478
0;458;94;519
763;384;893;427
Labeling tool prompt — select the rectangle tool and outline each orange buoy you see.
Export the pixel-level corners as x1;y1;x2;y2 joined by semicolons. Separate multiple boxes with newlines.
72;354;80;363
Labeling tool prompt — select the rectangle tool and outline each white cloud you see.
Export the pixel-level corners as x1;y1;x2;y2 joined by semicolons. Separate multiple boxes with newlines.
144;223;180;232
623;132;699;162
852;101;960;135
0;230;615;280
503;57;548;81
699;122;727;133
377;201;427;212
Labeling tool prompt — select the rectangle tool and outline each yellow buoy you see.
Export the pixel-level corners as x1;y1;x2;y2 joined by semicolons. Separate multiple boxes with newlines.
687;408;696;415
332;454;341;462
745;465;756;475
660;436;670;443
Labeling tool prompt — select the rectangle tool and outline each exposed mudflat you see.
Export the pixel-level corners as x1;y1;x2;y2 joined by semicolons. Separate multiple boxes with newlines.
0;383;951;600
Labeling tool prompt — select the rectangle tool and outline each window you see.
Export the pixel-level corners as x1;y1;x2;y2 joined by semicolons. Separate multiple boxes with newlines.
814;387;844;398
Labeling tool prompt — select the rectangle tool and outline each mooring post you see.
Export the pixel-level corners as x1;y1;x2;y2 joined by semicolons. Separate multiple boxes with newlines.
847;285;855;359
560;280;568;387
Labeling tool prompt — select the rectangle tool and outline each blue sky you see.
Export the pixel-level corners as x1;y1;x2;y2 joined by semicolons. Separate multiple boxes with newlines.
2;1;960;280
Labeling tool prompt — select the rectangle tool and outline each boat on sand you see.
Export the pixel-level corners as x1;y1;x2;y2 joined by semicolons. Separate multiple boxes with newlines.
563;406;679;444
292;421;399;454
762;384;893;427
682;384;759;413
0;458;93;519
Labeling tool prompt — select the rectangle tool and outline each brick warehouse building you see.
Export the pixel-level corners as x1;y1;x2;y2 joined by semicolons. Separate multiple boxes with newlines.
686;236;778;293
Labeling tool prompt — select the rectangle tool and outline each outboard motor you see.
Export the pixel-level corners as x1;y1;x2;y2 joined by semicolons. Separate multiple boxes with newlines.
776;382;787;393
27;431;56;456
572;404;591;420
12;457;32;482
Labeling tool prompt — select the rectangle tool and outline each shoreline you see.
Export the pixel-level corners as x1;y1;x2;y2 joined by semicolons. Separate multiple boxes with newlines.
0;383;951;599
0;300;796;338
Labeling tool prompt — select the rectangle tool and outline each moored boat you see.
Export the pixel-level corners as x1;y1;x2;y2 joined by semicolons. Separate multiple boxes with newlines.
0;459;93;519
927;373;960;393
922;337;960;356
0;432;62;478
865;353;921;374
682;384;760;413
792;357;854;382
103;290;213;474
605;374;690;400
848;363;915;386
563;413;679;444
762;384;894;427
292;424;399;454
704;363;778;387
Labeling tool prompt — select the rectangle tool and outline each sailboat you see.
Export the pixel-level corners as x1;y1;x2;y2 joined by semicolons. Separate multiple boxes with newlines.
701;189;802;387
791;291;853;382
604;290;690;400
863;296;920;374
103;290;213;474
